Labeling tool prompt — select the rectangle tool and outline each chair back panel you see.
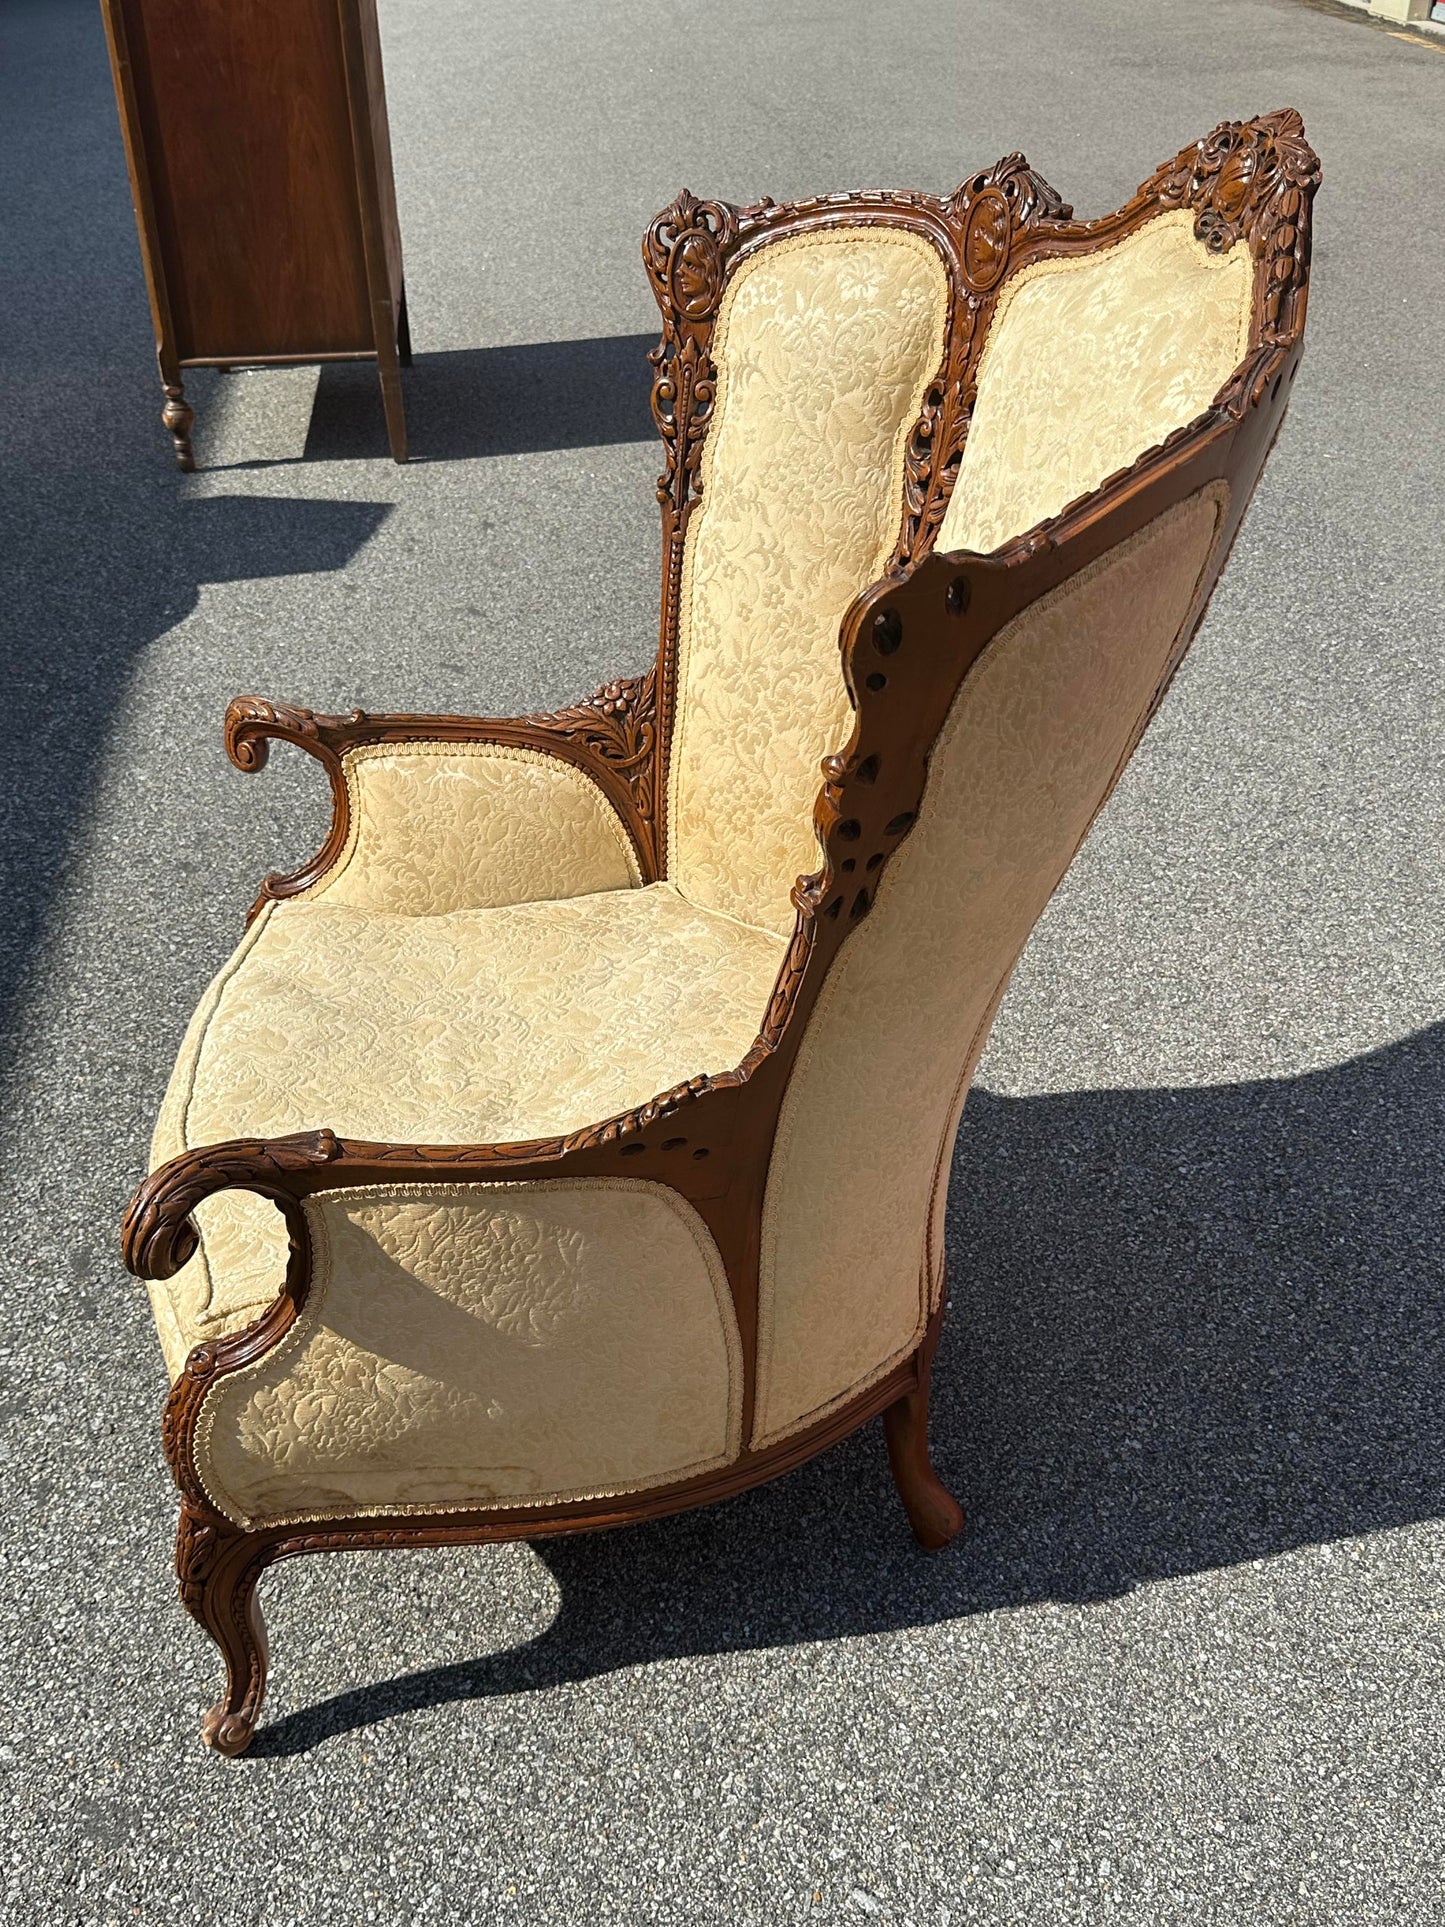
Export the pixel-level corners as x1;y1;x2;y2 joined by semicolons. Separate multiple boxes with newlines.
666;227;949;936
754;485;1228;1446
939;211;1254;556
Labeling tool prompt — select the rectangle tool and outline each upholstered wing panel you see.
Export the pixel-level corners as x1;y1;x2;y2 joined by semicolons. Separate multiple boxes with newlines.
938;212;1253;555
754;486;1228;1445
307;741;642;914
191;1181;743;1527
666;227;949;936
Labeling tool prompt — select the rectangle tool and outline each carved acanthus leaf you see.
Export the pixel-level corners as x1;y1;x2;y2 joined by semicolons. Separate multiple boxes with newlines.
524;670;658;827
122;1129;338;1282
224;696;331;773
1144;107;1319;255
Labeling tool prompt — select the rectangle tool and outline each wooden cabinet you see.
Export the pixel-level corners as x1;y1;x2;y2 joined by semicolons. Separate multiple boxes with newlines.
100;0;409;467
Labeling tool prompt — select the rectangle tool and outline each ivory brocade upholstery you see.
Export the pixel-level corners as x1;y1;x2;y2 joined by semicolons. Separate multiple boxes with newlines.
148;208;1262;1526
938;211;1253;555
313;741;643;914
197;1183;742;1528
666;227;950;935
149;883;785;1368
754;487;1228;1442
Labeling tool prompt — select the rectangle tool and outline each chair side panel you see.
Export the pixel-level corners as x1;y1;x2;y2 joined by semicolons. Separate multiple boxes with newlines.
192;1179;744;1528
754;486;1228;1447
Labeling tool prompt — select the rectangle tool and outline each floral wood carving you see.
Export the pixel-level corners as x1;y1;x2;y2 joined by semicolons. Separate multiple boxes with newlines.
1145;108;1319;404
889;154;1075;573
642;191;737;869
520;670;658;829
1144;108;1319;255
643;190;735;520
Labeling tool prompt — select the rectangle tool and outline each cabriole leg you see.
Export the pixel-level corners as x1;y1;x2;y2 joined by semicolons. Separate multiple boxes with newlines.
883;1350;964;1550
176;1506;270;1755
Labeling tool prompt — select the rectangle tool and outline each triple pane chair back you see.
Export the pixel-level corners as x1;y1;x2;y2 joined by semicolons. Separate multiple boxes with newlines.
123;110;1319;1753
649;109;1316;1443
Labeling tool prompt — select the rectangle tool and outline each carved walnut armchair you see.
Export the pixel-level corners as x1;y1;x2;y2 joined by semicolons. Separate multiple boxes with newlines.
123;111;1318;1753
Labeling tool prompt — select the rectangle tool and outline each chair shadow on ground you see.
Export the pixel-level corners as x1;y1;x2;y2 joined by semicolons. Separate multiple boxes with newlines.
250;1020;1445;1758
300;335;658;464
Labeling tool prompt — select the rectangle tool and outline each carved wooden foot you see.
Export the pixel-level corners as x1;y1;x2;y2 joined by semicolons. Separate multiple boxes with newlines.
883;1372;964;1551
176;1507;270;1755
161;380;195;472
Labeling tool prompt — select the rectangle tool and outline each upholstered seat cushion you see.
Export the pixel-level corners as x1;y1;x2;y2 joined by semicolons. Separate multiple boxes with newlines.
148;882;785;1376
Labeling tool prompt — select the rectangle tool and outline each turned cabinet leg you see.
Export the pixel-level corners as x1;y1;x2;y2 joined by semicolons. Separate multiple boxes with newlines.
176;1506;271;1756
883;1352;964;1551
161;378;195;472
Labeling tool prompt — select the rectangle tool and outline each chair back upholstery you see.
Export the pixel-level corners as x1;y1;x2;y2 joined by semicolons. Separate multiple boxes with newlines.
660;227;949;936
648;122;1295;942
644;112;1319;1447
937;210;1255;554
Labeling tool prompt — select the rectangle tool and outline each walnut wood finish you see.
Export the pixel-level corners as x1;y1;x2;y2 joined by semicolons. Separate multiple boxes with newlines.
122;112;1319;1753
99;0;409;467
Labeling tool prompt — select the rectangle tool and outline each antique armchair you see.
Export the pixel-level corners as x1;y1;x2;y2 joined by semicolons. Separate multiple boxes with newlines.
123;110;1318;1753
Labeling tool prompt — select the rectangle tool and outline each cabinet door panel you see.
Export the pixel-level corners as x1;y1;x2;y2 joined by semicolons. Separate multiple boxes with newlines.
122;0;372;359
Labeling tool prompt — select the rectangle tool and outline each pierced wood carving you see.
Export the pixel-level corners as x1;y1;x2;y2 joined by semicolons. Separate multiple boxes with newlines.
125;112;1318;1753
889;153;1073;573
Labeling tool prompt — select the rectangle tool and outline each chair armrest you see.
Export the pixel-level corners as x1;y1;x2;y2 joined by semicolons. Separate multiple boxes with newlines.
122;1076;719;1289
223;674;658;922
121;1131;345;1284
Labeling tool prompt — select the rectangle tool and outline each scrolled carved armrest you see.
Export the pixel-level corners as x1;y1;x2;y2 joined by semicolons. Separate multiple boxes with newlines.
224;676;657;817
223;698;344;774
121;1130;342;1282
223;673;659;918
122;1082;735;1285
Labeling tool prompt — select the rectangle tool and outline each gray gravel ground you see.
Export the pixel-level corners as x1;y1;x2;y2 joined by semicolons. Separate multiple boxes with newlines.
2;0;1443;1920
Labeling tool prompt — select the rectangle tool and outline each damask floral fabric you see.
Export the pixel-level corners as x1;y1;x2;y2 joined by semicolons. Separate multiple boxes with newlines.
667;226;949;936
148;883;785;1377
197;1181;743;1527
754;489;1227;1445
313;742;642;916
938;212;1252;555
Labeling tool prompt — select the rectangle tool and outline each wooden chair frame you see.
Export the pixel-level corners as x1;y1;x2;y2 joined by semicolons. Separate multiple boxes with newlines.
121;111;1319;1754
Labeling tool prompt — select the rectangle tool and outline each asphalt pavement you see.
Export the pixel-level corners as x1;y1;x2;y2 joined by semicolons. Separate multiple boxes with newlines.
1;0;1442;1920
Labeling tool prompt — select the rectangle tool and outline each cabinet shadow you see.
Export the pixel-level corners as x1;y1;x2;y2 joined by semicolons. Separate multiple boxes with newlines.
0;482;390;1074
302;336;658;464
